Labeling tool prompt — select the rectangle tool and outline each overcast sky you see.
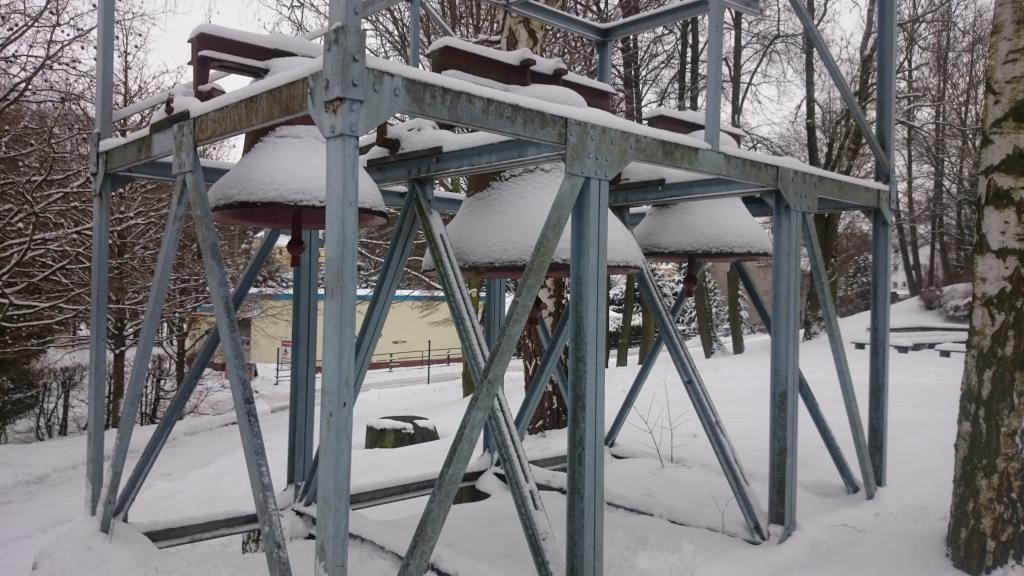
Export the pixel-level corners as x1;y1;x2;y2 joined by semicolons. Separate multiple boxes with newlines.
150;0;270;71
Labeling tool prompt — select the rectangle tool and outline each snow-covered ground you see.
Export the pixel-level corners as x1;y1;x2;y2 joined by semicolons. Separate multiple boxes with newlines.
2;298;1020;575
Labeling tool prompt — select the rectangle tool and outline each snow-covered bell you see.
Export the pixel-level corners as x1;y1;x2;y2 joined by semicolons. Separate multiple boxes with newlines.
422;162;646;278
208;125;389;266
630;130;771;294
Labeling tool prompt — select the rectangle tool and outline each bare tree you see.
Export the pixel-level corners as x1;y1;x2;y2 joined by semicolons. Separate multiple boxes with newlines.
946;0;1024;569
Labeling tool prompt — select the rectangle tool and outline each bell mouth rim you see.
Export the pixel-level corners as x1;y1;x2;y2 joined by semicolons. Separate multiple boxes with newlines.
436;263;642;280
211;203;389;229
640;252;772;263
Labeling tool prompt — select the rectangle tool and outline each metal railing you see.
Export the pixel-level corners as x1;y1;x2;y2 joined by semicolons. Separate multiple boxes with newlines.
274;341;462;386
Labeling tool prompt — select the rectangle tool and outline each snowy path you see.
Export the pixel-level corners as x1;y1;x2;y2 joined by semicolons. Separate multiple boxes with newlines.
3;299;1022;575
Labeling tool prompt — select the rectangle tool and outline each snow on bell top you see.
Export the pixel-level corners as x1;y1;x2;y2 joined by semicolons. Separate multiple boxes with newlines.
209;125;388;229
421;162;646;278
208;125;389;265
631;122;771;263
633;198;772;262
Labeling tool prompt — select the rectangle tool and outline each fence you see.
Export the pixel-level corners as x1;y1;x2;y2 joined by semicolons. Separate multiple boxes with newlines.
274;340;462;386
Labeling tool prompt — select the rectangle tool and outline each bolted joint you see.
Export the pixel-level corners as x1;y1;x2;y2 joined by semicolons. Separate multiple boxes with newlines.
777;167;818;213
171;121;196;176
88;131;101;176
309;68;403;138
322;25;368;103
564;120;635;180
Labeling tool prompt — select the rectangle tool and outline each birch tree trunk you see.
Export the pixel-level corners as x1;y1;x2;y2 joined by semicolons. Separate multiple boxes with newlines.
946;0;1024;570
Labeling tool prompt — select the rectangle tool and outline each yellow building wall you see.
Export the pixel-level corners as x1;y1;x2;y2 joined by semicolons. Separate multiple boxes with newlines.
245;296;461;365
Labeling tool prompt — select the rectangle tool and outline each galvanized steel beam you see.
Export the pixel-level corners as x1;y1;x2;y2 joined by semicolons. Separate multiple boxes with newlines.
311;2;368;571
608;178;767;207
113;231;280;520
366;140;563;186
704;0;724;150
489;0;606;40
408;0;421;66
785;0;889;172
515;312;571;438
101;170;189;534
402;181;572;576
87;164;111;518
802;215;876;497
100;68;885;213
183;128;292;576
732;262;860;495
868;210;891;487
483;278;505;454
566;177;609;575
537;313;570;400
288;230;319;488
87;0;116;517
635;265;766;541
604;272;694;447
767;192;801;537
870;0;896;489
298;190;423;506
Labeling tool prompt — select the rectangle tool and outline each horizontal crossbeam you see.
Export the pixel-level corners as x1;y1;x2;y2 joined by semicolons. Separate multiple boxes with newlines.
101;59;886;212
481;0;759;41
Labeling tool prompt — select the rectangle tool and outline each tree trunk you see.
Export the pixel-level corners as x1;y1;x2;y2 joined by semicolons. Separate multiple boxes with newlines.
605;276;612;367
59;379;70;437
730;10;743;128
616;274;636;366
638;298;656;363
802;213;838;339
694;267;718;358
688;19;701;110
727;266;744;354
108;322;126;429
946;0;1024;570
462;278;481;398
523;296;568;434
678;20;689;107
174;319;188;388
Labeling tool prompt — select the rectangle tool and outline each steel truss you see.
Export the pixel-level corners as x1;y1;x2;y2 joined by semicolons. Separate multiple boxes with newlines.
86;0;897;573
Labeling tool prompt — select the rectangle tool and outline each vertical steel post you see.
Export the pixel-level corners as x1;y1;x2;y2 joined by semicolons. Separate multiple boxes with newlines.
315;1;364;572
409;0;421;66
802;215;876;497
87;0;116;516
288;253;304;486
635;265;766;540
536;313;569;400
704;0;724;149
184;138;291;576
733;262;860;495
870;0;897;489
288;230;319;487
318;134;360;575
596;40;611;83
399;176;582;576
299;192;423;506
603;284;692;447
485;279;505;347
113;231;280;520
515;308;571;438
100;174;188;533
566;178;608;576
483;278;504;453
767;192;801;535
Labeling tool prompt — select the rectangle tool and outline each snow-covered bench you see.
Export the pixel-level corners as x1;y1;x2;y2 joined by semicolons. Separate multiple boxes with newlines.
935;342;967;358
851;331;968;354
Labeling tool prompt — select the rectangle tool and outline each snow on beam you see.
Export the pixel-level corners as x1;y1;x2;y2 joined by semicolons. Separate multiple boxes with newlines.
101;59;886;211
608;178;768;207
364;139;563;186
